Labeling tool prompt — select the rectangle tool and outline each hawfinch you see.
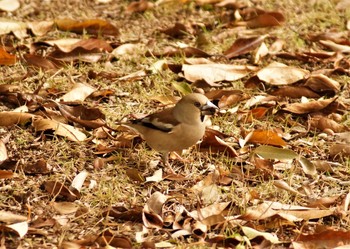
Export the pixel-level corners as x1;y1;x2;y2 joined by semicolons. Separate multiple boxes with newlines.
122;93;218;173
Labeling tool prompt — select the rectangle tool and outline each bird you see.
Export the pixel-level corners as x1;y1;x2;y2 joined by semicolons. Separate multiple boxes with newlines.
120;93;218;173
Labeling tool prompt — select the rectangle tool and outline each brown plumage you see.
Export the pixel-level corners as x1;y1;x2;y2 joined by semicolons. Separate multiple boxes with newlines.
122;93;218;173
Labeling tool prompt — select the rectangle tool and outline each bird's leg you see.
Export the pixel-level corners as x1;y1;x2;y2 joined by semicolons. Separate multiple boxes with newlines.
161;152;176;174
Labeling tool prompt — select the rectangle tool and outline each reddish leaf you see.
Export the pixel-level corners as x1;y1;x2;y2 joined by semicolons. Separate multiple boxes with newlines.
247;130;287;146
0;47;16;65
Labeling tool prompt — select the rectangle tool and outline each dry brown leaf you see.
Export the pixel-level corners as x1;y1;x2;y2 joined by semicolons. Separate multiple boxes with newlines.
161;22;188;38
0;221;28;238
309;116;347;133
304;74;340;93
254;41;269;64
224;35;267;59
307;196;340;208
205;89;245;108
0;47;16;65
23;54;61;70
0;19;27;39
245;11;285;28
103;205;143;222
33;118;87;142
71;170;88;192
126;0;154;13
330;143;350;158
52;202;79;215
43;180;80;201
57;83;95;102
182;63;256;85
0;0;20;11
319;40;350;53
55;18;119;36
48;47;104;63
142;192;168;229
39;38;112;54
274;180;305;196
190;202;231;221
23;159;51;174
271;86;320;98
0;112;34;126
283;97;337;114
199;128;238;157
0;211;27;224
112;43;140;58
145;168;163;183
257;62;309;85
58;104;106;129
293;230;350;249
27;21;54;36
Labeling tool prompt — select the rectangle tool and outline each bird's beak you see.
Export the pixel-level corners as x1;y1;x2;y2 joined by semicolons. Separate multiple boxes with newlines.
200;100;218;115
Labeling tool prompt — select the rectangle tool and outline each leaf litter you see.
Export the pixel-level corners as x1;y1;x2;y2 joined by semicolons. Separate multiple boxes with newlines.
0;0;349;248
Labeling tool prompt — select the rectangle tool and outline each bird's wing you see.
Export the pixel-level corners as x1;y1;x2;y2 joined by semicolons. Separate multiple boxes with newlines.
131;108;180;133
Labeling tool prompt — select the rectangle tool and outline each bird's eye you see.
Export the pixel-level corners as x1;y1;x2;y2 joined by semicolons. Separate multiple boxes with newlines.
194;101;201;108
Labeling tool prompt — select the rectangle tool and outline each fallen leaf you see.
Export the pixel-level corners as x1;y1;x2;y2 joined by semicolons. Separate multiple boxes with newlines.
27;21;54;36
242;226;279;243
182;63;256;85
245;11;285;28
257;62;309;85
57;83;96;102
298;157;317;176
271;86;320;98
0;221;28;238
0;0;20;11
145;168;163;183
274;180;305;196
33;118;87;142
319;40;350;53
0;112;34;126
330;143;350;158
0;18;27;39
283;97;337;114
126;0;154;13
0;211;27;223
43;180;80;201
224;35;268;59
246;130;287;146
0;47;16;65
55;18;119;36
254;145;297;160
52;202;79;215
304;74;340;93
23;54;61;70
71;170;88;192
309;116;347;133
0;170;13;179
293;230;350;249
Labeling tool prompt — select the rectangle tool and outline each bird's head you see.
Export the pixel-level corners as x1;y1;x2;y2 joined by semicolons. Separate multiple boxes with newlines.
175;93;218;123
